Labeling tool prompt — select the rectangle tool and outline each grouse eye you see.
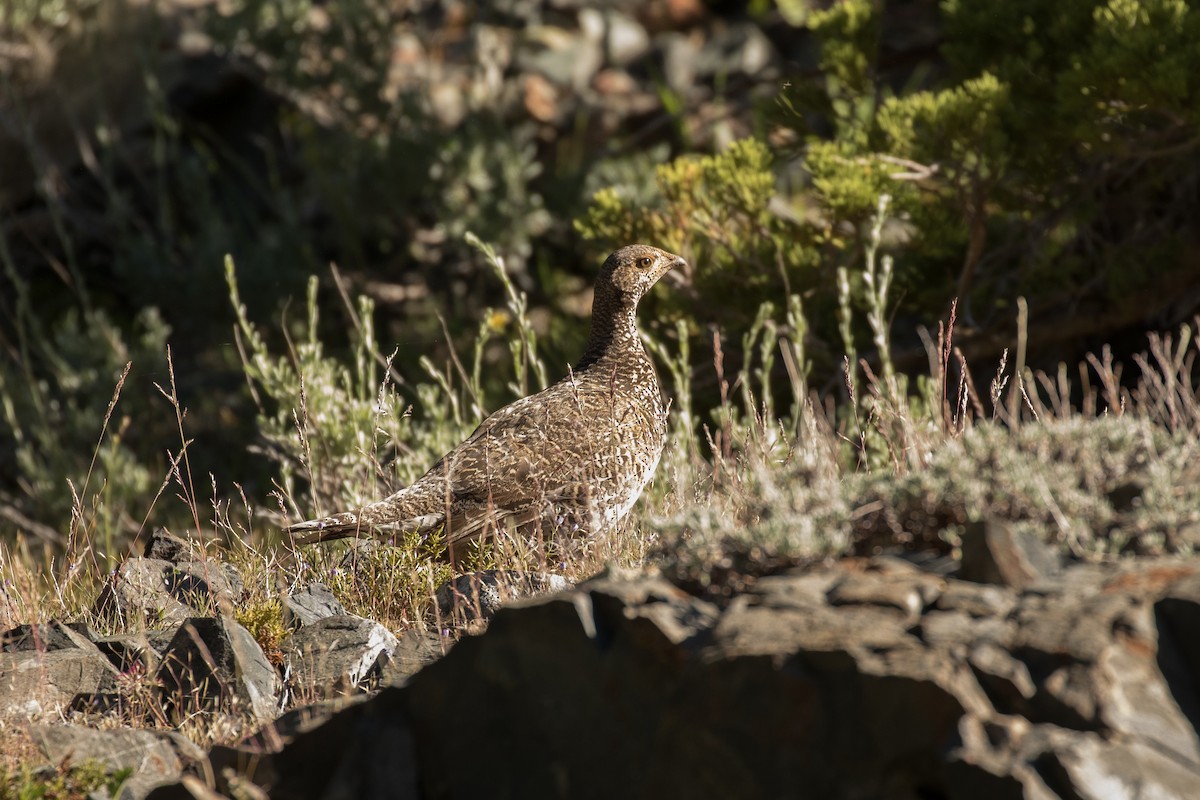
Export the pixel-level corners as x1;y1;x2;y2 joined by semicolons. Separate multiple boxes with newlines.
638;256;653;268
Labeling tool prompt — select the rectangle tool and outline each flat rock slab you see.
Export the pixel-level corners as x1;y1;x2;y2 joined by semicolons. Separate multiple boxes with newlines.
2;621;98;652
0;622;119;716
283;582;346;629
31;724;203;800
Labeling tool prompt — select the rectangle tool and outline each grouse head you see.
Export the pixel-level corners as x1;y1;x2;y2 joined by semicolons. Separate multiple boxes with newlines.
598;244;686;304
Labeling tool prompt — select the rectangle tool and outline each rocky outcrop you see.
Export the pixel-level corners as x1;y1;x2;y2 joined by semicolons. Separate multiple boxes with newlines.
160;556;1200;799
12;534;1200;799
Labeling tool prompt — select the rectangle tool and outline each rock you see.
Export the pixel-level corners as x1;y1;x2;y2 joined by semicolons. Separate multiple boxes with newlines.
141;528;197;563
694;21;777;80
435;570;572;625
579;9;651;66
960;519;1062;589
147;689;418;800
517;26;602;91
380;628;454;684
150;557;1200;799
1029;728;1200;800
659;31;702;95
2;621;97;652
157;615;279;724
968;642;1037;716
237;697;364;754
94;557;246;628
825;558;943;621
0;622;119;716
920;608;1014;648
283;615;398;701
94;629;178;674
30;724;203;800
586;570;719;646
936;579;1018;617
282;582;345;629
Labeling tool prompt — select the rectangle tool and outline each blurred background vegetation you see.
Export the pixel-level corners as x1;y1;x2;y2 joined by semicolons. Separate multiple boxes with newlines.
1;0;1198;557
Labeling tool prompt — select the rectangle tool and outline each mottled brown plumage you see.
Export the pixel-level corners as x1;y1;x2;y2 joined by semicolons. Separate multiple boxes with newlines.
285;244;684;554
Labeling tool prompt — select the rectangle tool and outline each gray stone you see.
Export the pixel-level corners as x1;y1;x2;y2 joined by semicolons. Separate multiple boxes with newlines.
960;519;1061;589
94;629;177;674
936;579;1018;617
826;565;942;621
283;615;398;701
237;697;365;754
579;9;650;66
694;22;777;79
1032;729;1200;800
381;628;453;685
969;642;1037;715
2;621;97;652
659;32;701;94
0;622;119;716
94;557;245;627
920;609;1014;648
1094;615;1200;764
141;528;196;563
147;557;1200;799
435;570;572;625
146;688;418;800
517;26;602;91
283;582;346;629
587;571;718;646
31;724;203;800
157;615;279;724
751;568;841;609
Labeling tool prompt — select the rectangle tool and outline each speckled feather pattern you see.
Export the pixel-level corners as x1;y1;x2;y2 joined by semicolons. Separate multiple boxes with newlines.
287;244;684;549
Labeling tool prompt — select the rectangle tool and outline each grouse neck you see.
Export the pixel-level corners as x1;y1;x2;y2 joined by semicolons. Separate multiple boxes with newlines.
577;290;644;369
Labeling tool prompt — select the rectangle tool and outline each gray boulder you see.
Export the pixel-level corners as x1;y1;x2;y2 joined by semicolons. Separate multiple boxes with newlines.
960;519;1062;588
31;724;203;800
283;615;398;701
156;614;279;724
0;621;119;716
283;582;346;629
94;556;245;628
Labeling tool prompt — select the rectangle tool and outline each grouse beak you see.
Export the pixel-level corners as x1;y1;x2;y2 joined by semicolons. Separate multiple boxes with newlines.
663;254;688;286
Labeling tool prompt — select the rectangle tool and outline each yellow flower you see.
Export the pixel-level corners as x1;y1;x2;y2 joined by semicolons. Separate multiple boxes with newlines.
486;309;511;332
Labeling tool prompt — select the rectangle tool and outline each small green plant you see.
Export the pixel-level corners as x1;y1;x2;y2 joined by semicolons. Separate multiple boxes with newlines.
0;759;131;800
234;596;289;666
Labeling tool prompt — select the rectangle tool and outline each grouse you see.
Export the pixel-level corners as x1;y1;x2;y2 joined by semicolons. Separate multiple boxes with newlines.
285;244;685;556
